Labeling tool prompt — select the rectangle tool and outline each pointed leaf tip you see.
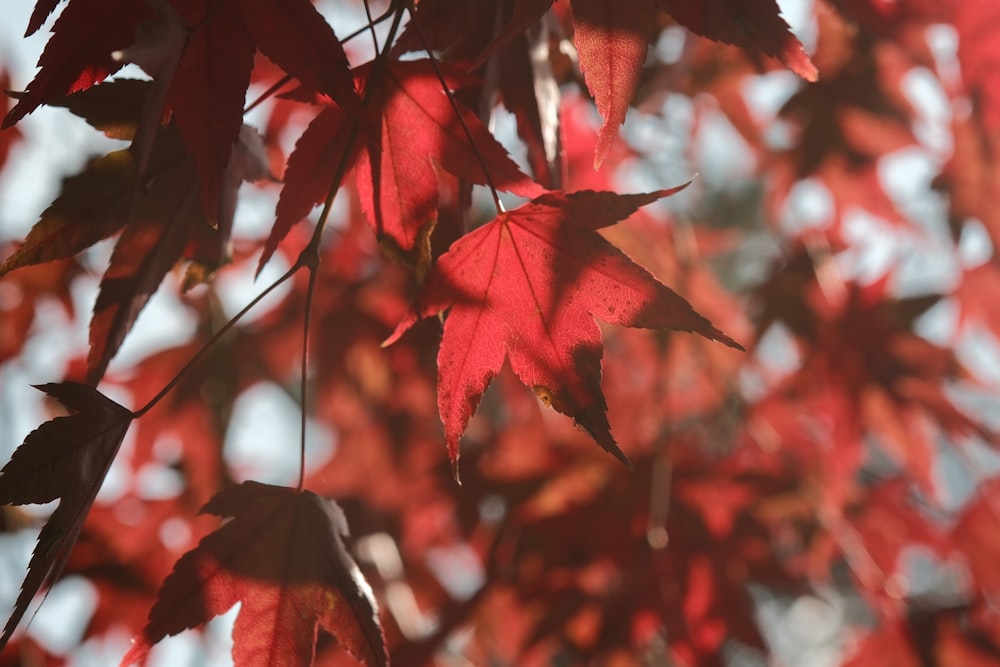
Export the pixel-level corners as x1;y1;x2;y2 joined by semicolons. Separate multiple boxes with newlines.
396;189;739;464
128;482;388;667
0;383;133;652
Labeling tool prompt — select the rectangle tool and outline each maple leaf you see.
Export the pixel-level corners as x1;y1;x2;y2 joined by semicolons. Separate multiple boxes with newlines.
660;0;818;82
88;192;194;385
83;127;270;380
391;0;505;62
122;481;387;667
0;79;173;280
4;0;152;128
469;0;557;70
356;60;544;262
3;77;268;381
385;188;742;472
26;0;65;37
121;0;256;221
266;59;543;273
496;11;564;189
0;150;135;278
263;102;356;272
235;0;363;118
0;382;134;651
570;0;653;169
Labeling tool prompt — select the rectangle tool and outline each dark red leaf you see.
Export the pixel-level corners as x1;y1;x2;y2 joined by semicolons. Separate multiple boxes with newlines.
164;0;256;221
4;0;152;128
497;23;563;189
0;382;133;651
87;184;193;384
122;481;387;667
263;103;356;273
235;0;363;119
469;0;556;69
26;0;65;36
659;0;818;82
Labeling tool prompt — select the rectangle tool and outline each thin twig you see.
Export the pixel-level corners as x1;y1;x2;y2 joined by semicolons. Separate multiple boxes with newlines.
406;5;505;215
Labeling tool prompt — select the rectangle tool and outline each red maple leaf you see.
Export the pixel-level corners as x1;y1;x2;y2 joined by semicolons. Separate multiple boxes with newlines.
0;383;133;651
4;0;151;128
264;102;356;272
468;0;557;70
571;0;653;169
266;59;543;273
356;59;544;260
141;0;256;221
2;78;268;383
122;481;387;667
660;0;818;82
235;0;363;118
385;188;742;472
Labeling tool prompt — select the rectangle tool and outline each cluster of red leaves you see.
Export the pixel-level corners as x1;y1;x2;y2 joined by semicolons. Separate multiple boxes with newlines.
1;0;1000;666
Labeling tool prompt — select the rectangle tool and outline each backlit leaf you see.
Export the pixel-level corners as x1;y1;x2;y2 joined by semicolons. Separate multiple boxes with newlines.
122;481;387;667
0;383;133;651
386;187;741;472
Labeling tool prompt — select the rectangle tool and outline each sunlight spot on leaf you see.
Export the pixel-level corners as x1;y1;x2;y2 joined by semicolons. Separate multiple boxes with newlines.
743;71;801;150
894;545;970;606
956;327;1000;388
782;593;842;646
879;147;946;230
743;70;800;120
744;322;801;398
925;24;960;89
478;494;506;523
646;526;669;549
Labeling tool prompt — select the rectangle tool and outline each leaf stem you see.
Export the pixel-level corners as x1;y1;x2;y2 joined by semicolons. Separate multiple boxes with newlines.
362;0;381;55
243;4;396;118
244;74;293;115
297;247;319;492
132;262;299;418
288;5;407;489
343;1;396;46
406;6;505;215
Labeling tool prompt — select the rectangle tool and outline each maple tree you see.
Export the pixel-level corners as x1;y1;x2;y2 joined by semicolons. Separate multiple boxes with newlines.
1;0;999;665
